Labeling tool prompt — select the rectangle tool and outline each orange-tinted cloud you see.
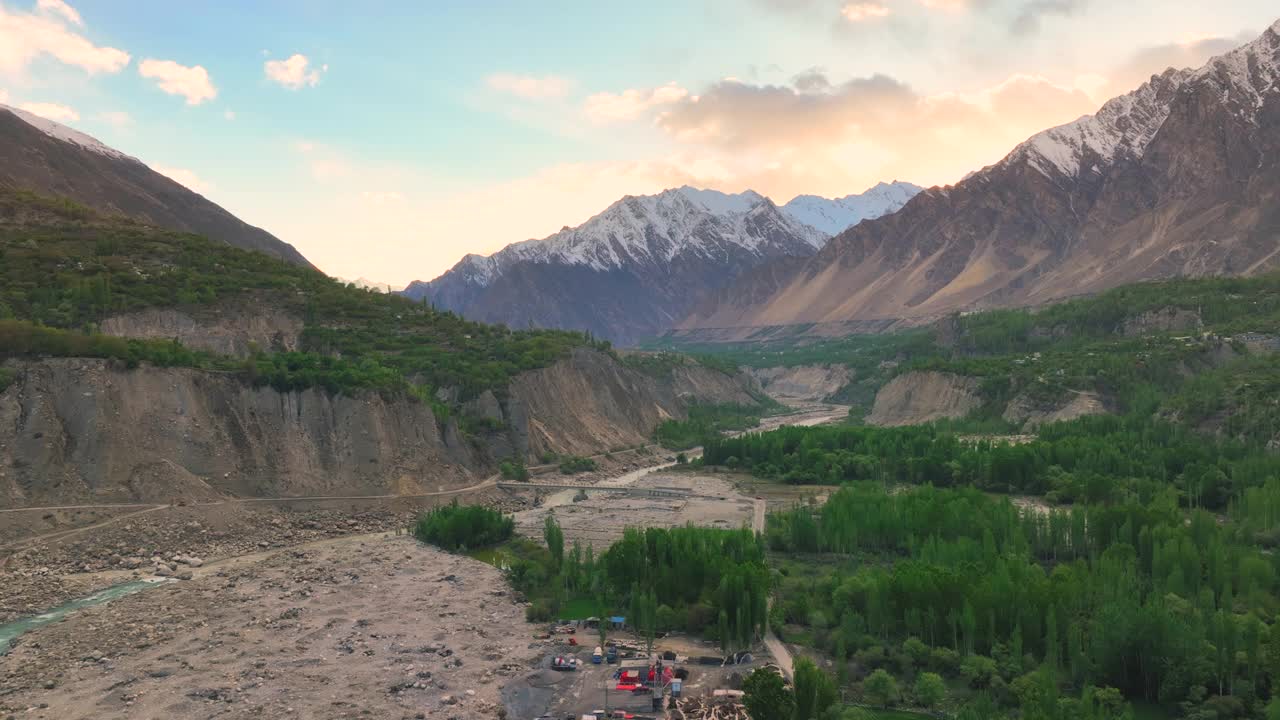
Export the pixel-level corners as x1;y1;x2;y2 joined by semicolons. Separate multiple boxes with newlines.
653;70;1098;197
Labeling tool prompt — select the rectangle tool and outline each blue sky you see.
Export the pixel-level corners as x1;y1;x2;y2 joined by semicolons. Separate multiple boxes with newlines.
1;0;1277;285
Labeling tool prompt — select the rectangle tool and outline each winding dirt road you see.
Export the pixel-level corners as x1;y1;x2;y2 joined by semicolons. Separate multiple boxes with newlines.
754;497;796;681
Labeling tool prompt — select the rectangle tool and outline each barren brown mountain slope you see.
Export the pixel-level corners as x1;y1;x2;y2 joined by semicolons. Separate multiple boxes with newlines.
681;21;1280;334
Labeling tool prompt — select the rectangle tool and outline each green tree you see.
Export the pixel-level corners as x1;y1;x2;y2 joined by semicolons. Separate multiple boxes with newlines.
1269;621;1280;696
863;668;899;708
904;636;930;667
794;658;839;720
743;668;794;720
543;514;565;571
631;587;658;657
914;672;946;709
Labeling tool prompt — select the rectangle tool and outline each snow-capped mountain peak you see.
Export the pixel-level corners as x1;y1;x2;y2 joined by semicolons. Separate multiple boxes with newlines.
781;180;924;235
0;103;137;162
1010;19;1279;180
405;179;927;344
674;186;765;215
428;186;832;289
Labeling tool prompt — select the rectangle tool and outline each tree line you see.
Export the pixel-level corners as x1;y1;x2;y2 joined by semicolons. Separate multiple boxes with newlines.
768;482;1280;719
704;416;1280;511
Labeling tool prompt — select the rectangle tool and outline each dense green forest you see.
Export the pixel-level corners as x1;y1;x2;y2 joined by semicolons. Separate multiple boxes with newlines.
704;417;1280;512
765;482;1280;719
0;189;610;405
520;524;771;651
415;505;770;650
654;402;773;450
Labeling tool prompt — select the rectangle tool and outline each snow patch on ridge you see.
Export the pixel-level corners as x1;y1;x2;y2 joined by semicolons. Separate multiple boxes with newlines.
675;186;765;215
0;103;137;162
782;181;923;235
1010;18;1280;179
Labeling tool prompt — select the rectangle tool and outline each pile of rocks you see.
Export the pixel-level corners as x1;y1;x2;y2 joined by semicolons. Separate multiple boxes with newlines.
150;553;204;580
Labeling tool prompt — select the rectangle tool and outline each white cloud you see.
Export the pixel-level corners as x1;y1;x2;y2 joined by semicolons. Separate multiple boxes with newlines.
918;0;967;10
139;58;216;105
485;73;573;100
36;0;81;26
584;82;689;124
0;88;8;104
151;164;212;194
651;70;1100;196
0;2;129;75
223;109;236;120
841;2;890;22
97;109;130;127
264;53;324;89
19;101;78;121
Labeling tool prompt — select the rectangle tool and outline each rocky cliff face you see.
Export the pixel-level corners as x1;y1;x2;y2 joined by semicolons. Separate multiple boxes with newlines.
865;372;983;426
99;303;303;358
745;365;852;403
507;348;759;458
865;372;1115;430
0;350;760;508
0;359;478;507
682;22;1280;333
1002;390;1109;430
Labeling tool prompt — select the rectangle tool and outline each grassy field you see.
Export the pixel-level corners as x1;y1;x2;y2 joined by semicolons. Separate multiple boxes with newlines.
558;597;600;621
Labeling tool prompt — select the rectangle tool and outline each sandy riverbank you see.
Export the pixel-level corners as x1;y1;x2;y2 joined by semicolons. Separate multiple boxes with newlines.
1;531;544;719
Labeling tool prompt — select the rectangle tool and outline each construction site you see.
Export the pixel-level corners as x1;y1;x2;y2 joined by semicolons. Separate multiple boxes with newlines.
505;624;774;720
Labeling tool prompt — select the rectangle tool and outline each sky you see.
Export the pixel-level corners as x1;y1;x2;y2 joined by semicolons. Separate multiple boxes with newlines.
0;0;1277;286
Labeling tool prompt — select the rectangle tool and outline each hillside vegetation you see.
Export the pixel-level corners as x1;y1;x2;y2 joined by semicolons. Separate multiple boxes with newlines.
659;274;1280;443
0;189;607;406
684;277;1280;719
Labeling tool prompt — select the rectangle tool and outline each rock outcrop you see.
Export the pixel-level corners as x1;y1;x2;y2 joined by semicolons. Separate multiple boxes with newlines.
1002;390;1109;431
99;304;303;358
745;365;852;403
1120;307;1203;337
0;350;760;508
507;348;758;458
865;372;983;426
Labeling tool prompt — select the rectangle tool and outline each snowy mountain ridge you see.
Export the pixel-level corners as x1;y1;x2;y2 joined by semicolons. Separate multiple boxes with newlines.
446;187;827;288
438;182;920;289
1008;18;1280;179
782;181;923;235
0;103;138;162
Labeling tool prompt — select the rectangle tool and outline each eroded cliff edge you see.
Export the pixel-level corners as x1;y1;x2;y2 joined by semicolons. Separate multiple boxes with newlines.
0;348;757;507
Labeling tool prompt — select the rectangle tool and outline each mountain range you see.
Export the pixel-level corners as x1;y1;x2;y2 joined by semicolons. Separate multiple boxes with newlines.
0;104;310;267
679;20;1280;337
403;182;921;345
